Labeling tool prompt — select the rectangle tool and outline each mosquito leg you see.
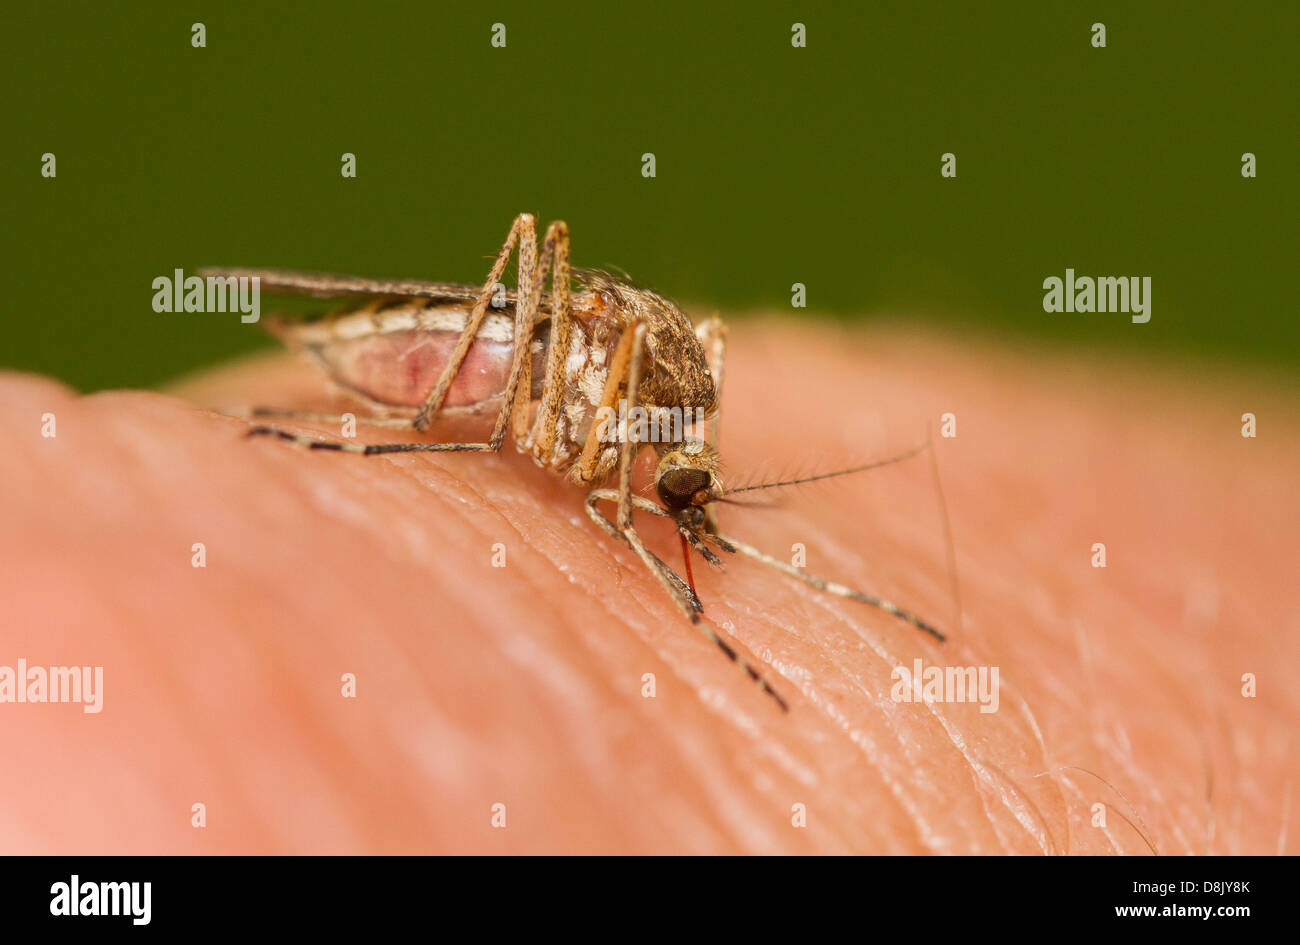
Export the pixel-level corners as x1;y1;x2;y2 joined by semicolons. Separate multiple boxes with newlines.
571;316;644;484
580;491;729;565
244;393;525;451
694;316;727;450
714;531;947;643
412;212;537;434
582;489;721;569
520;221;572;455
694;316;727;535
245;427;497;454
584;490;701;611
244;409;512;452
695;529;737;555
248;408;414;429
613;322;650;531
583;492;787;711
690;611;789;712
244;408;484;451
679;526;723;566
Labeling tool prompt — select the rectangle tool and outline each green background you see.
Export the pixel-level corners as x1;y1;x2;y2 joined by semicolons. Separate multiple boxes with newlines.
3;1;1295;391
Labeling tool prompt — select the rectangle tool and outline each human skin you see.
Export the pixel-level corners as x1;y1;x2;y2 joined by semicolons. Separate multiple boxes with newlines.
1;320;1295;854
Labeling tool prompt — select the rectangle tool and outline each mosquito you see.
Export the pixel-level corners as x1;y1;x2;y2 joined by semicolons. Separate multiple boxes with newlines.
203;212;949;712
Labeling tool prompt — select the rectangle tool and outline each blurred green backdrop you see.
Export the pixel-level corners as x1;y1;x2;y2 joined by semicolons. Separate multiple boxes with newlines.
3;1;1295;391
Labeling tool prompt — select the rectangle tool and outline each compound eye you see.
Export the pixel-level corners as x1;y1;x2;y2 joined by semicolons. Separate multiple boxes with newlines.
656;467;711;511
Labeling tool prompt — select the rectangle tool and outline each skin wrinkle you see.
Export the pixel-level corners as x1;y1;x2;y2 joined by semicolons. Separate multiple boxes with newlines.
927;705;1050;854
989;761;1059;856
790;625;915;829
968;768;1022;854
993;673;1067;849
844;676;974;848
845;725;947;854
778;617;947;851
687;736;793;855
722;576;909;845
766;583;980;851
717;567;938;828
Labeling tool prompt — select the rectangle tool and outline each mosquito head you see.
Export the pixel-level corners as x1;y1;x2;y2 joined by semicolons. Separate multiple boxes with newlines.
654;438;721;522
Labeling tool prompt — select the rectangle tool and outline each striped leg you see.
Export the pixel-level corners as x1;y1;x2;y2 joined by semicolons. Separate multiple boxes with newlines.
714;531;947;642
246;427;496;454
570;317;645;485
584;492;787;712
693;316;727;451
519;221;573;455
693;316;727;535
413;212;536;434
586;490;725;567
584;490;702;614
249;408;414;429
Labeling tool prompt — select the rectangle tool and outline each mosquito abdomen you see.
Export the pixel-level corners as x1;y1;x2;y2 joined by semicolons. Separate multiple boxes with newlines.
289;303;547;409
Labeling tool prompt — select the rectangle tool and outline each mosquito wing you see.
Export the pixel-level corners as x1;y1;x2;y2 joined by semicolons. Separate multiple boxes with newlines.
197;267;520;304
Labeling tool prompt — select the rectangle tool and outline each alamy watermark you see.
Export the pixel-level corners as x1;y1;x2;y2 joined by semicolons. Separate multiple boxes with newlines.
891;658;999;713
152;268;260;323
1043;268;1151;323
50;875;150;925
594;399;708;444
0;658;103;713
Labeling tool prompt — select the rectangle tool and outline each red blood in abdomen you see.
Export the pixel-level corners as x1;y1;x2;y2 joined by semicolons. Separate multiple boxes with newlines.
316;330;514;408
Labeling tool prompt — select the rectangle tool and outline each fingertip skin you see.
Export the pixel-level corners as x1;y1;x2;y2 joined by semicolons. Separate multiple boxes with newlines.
0;321;1294;854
